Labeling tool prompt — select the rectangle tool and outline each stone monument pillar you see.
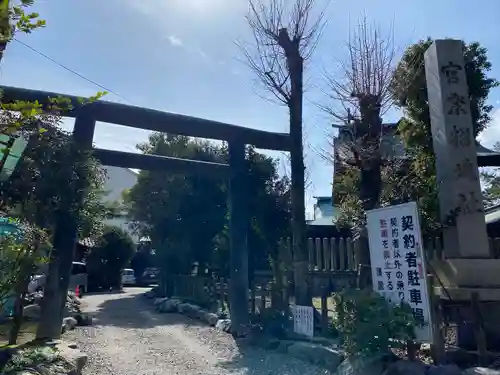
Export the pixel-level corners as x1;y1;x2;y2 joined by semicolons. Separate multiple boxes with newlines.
425;39;489;258
425;39;500;300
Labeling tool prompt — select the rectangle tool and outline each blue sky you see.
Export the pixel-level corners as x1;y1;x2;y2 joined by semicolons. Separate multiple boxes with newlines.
2;0;500;215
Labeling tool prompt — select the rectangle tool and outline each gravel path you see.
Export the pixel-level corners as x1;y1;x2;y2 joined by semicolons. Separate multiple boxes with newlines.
64;288;332;375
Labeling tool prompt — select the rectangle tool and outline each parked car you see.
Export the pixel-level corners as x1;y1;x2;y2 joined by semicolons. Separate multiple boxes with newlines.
121;268;136;286
141;268;159;286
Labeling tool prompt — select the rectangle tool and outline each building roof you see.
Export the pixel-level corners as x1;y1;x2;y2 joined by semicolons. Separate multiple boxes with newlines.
306;217;337;226
476;142;500;167
313;196;332;203
485;204;500;225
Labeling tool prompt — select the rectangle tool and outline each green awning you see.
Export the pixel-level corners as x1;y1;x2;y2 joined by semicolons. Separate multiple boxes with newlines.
0;133;28;181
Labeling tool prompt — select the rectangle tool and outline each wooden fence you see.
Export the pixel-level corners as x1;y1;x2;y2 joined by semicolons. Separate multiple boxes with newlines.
308;235;500;264
167;235;500;341
307;237;356;272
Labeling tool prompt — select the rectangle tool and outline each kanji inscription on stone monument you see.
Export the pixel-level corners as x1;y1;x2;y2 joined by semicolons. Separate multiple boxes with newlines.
424;39;489;257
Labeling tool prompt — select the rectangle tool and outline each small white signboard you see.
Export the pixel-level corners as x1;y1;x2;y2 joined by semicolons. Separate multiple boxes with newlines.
366;201;433;343
292;305;314;337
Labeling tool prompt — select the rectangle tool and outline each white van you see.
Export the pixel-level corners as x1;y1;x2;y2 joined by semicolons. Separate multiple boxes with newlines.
121;269;136;286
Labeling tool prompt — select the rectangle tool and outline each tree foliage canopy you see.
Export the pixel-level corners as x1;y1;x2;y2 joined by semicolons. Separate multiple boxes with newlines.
0;121;108;240
124;133;291;278
87;225;136;290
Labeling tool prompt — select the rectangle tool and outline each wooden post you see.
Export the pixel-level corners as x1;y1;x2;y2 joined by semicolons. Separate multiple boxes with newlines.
281;239;292;313
259;282;266;314
218;277;224;311
224;281;230;310
36;112;96;340
471;292;487;366
321;287;329;334
228;140;249;336
250;281;256;318
322;238;330;271
337;293;345;330
330;238;338;271
430;293;445;364
338;238;346;271
427;274;445;364
354;229;372;289
407;341;418;361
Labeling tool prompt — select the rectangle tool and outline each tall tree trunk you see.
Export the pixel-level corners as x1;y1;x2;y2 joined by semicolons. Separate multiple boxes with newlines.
286;48;310;306
228;140;249;336
36;211;77;340
357;144;382;289
8;275;30;345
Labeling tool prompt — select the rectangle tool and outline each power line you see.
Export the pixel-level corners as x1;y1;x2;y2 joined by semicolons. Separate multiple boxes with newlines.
13;37;132;103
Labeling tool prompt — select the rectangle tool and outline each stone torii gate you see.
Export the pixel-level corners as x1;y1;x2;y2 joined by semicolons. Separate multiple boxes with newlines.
0;85;292;338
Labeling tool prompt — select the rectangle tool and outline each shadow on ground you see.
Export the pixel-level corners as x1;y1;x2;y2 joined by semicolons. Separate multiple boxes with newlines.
214;341;332;375
87;292;206;330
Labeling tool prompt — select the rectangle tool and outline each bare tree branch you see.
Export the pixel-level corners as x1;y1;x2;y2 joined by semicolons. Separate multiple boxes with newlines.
239;0;327;105
323;16;396;122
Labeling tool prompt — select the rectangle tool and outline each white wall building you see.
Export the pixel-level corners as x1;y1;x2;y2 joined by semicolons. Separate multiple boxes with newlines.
101;166;140;244
306;196;339;226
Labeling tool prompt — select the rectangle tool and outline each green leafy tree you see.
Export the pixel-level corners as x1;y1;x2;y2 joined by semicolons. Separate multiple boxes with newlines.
0;118;108;341
481;143;500;208
130;241;156;284
333;289;416;356
212;146;291;280
0;221;49;344
87;226;136;290
125;133;292;298
0;122;108;239
0;0;46;63
245;147;291;281
124;133;227;285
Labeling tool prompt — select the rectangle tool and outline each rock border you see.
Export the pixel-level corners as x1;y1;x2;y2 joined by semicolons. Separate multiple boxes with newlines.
146;291;348;371
143;290;497;375
153;296;221;328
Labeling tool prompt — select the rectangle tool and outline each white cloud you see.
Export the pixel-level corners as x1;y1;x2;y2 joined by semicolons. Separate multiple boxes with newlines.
478;108;500;148
164;36;215;63
167;35;184;47
126;0;247;19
